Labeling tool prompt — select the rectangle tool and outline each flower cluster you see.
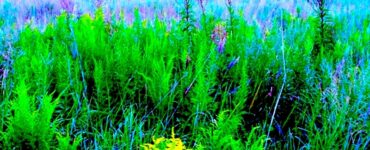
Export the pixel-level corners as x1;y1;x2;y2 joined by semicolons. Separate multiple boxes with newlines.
227;56;240;70
141;127;189;150
59;0;74;13
211;23;227;53
1;51;11;83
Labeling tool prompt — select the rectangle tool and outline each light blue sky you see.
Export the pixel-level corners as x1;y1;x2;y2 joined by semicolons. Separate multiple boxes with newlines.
0;0;368;28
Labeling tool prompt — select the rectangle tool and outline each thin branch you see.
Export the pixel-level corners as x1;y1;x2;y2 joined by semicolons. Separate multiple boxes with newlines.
265;9;287;148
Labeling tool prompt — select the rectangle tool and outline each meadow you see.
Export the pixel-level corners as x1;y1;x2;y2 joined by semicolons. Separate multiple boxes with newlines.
0;0;369;149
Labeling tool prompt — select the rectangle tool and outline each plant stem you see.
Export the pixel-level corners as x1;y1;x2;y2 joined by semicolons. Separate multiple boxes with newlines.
265;9;287;148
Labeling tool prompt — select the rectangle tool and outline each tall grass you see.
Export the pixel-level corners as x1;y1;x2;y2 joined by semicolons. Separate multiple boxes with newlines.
0;1;369;149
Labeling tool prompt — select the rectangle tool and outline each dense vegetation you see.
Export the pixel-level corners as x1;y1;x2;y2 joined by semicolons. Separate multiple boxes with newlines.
0;0;369;149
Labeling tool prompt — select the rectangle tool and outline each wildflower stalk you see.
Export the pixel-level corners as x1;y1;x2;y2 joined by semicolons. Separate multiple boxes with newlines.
227;56;240;70
67;15;86;128
197;0;206;16
180;0;195;68
60;0;74;14
265;10;287;148
211;23;227;53
226;0;235;34
309;0;334;57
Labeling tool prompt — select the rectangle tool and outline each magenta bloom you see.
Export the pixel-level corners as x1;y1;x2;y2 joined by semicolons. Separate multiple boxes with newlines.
217;38;226;53
95;0;104;7
227;56;240;70
211;24;227;53
59;0;74;13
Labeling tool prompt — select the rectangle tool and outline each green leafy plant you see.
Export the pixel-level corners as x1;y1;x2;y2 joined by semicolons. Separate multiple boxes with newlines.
309;0;335;57
5;79;59;149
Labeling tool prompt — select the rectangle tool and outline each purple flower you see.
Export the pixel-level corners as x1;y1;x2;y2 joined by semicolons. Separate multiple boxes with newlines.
211;24;227;53
227;56;240;70
227;0;232;6
228;86;240;95
95;0;104;8
105;7;112;23
217;38;226;53
2;69;8;80
197;0;206;14
59;0;74;14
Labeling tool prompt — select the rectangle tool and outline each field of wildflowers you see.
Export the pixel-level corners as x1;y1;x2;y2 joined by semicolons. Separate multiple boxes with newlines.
0;0;369;149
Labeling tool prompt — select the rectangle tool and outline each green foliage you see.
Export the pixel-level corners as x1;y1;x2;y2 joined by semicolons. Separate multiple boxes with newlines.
180;0;196;33
0;3;369;149
4;79;58;149
0;18;4;27
57;134;81;150
210;110;245;149
309;0;335;57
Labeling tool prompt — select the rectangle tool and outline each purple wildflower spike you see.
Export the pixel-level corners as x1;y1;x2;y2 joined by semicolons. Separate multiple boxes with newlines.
59;0;74;14
95;0;104;8
197;0;206;14
211;24;227;54
227;56;240;70
2;69;8;80
229;86;240;95
217;38;226;53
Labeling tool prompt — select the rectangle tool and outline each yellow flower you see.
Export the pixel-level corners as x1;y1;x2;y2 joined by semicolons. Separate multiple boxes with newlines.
153;137;166;145
141;127;191;150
